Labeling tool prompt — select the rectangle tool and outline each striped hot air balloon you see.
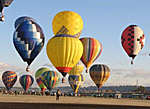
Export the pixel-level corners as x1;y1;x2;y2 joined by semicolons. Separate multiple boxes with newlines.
68;74;85;93
41;70;60;91
35;67;49;92
80;37;103;72
2;71;17;90
52;11;83;38
89;64;110;92
19;75;34;91
121;25;145;64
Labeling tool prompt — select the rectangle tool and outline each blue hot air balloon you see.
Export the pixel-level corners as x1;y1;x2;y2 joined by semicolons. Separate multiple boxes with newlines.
13;20;45;72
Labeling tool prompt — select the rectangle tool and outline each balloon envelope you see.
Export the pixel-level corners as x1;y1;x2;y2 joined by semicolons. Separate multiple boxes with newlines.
2;71;17;90
41;70;60;91
80;37;103;69
14;16;36;28
89;64;110;89
68;74;85;93
35;67;49;92
46;34;83;77
13;20;45;67
121;25;145;63
19;75;34;91
52;11;83;38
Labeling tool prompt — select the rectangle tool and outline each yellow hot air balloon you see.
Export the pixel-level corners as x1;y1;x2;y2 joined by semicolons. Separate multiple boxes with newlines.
68;61;84;75
46;34;83;79
52;11;83;38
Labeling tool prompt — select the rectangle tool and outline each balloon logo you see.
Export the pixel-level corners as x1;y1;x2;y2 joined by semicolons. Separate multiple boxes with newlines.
121;25;145;64
41;70;60;91
52;11;83;38
2;71;17;90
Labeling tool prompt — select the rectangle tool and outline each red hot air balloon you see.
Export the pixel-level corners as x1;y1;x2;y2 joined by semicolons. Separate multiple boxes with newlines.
121;25;145;64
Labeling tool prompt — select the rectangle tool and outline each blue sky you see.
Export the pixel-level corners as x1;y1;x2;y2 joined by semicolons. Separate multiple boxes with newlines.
1;0;150;88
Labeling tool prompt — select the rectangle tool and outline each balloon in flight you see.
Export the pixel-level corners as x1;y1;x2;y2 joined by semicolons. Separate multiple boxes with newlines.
52;11;83;38
121;25;145;64
13;20;45;72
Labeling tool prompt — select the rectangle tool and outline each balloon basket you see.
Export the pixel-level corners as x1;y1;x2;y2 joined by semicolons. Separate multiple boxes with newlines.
62;78;65;83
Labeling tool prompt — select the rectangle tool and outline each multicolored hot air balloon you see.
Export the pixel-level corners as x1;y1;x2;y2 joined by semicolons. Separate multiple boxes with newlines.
19;75;34;91
68;74;85;93
68;61;84;75
14;16;36;28
121;25;145;64
41;70;60;91
13;20;45;72
52;11;83;38
2;71;17;90
80;37;103;72
89;64;110;92
35;67;49;92
46;34;83;82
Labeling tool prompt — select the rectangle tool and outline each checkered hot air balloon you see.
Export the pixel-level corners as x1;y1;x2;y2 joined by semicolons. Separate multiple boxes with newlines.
13;20;45;71
2;71;17;90
121;25;145;64
41;70;60;91
19;75;34;92
90;64;110;92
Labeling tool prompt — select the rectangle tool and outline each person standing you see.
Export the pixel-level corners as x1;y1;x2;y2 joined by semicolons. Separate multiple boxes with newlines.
56;90;60;100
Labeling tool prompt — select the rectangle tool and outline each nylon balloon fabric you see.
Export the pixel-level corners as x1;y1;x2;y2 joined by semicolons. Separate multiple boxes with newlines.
2;71;17;90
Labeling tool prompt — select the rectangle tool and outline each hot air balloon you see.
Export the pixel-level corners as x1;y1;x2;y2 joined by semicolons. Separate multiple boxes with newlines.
52;11;83;38
41;70;60;91
89;64;110;92
80;37;103;72
13;20;45;72
68;61;84;75
46;34;83;82
14;16;36;28
19;75;34;92
68;74;85;93
0;0;13;21
121;25;145;64
35;67;49;92
2;71;17;90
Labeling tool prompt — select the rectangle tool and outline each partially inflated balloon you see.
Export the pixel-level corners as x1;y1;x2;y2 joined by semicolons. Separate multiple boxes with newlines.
121;25;145;64
80;37;102;71
46;34;83;77
90;64;110;91
14;16;36;28
68;74;85;93
52;11;83;38
41;70;60;91
35;67;49;92
13;20;45;71
2;71;17;90
19;75;34;91
68;61;84;75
